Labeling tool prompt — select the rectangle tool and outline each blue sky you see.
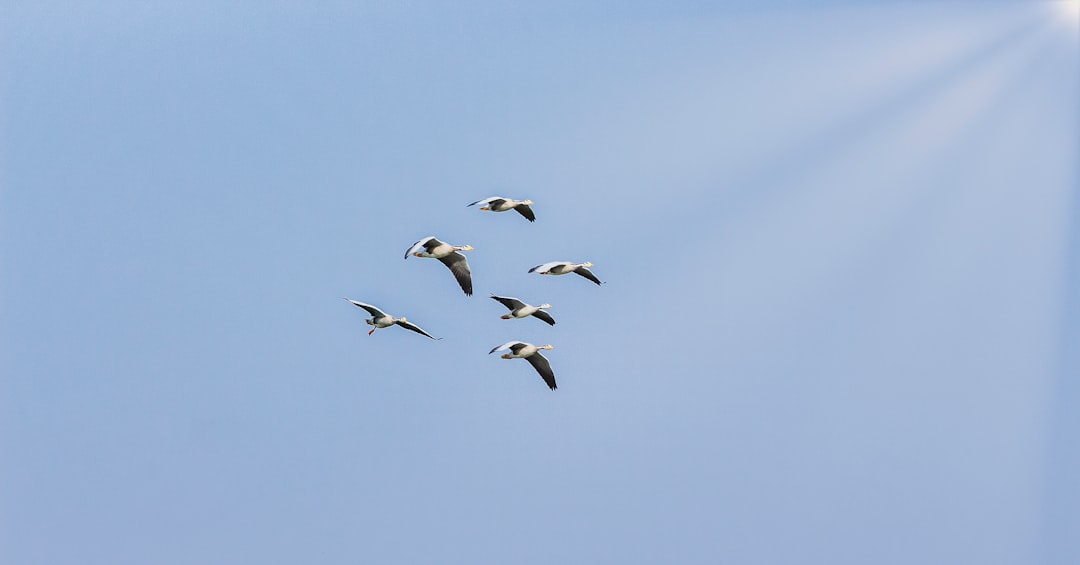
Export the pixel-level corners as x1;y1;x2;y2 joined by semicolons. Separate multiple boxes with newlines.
2;1;1077;563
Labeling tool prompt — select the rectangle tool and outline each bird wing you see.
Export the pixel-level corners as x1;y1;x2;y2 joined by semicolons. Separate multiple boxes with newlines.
395;319;439;340
531;310;556;326
529;261;565;274
404;236;437;259
439;252;473;296
513;204;535;222
467;196;505;207
490;295;525;310
574;266;603;285
526;352;557;390
343;299;386;318
489;341;524;354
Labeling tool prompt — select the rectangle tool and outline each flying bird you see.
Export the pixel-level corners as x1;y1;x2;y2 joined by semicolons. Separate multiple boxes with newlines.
528;261;603;286
489;295;555;326
343;299;439;339
488;341;557;390
404;236;474;296
467;196;536;222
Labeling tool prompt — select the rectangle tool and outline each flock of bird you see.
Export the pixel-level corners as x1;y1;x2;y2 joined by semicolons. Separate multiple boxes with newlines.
344;196;603;391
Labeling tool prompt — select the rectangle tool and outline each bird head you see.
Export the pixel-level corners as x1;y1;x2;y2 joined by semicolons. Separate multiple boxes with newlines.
539;304;553;309
582;262;594;268
399;317;407;323
522;199;534;205
458;244;474;252
541;344;554;350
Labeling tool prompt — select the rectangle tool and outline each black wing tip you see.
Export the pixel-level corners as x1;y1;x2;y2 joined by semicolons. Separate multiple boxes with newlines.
514;204;536;222
422;333;441;340
575;268;604;285
396;321;440;340
532;311;556;326
526;354;557;390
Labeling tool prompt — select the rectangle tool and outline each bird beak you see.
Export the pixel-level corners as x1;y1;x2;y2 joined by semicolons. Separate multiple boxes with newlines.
463;245;474;251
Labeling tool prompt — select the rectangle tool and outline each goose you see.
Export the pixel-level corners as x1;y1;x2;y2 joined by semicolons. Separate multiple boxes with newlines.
343;299;439;339
488;341;557;390
490;295;555;326
528;261;603;286
404;236;474;296
467;196;536;222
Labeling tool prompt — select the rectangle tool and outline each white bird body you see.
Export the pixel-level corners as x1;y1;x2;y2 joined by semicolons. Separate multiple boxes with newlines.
467;196;536;222
490;295;555;325
343;299;439;339
406;237;462;259
528;261;603;285
488;341;557;390
508;304;544;318
405;236;474;296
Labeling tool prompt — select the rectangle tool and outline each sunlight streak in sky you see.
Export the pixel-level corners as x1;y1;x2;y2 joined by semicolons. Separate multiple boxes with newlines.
1051;0;1080;28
